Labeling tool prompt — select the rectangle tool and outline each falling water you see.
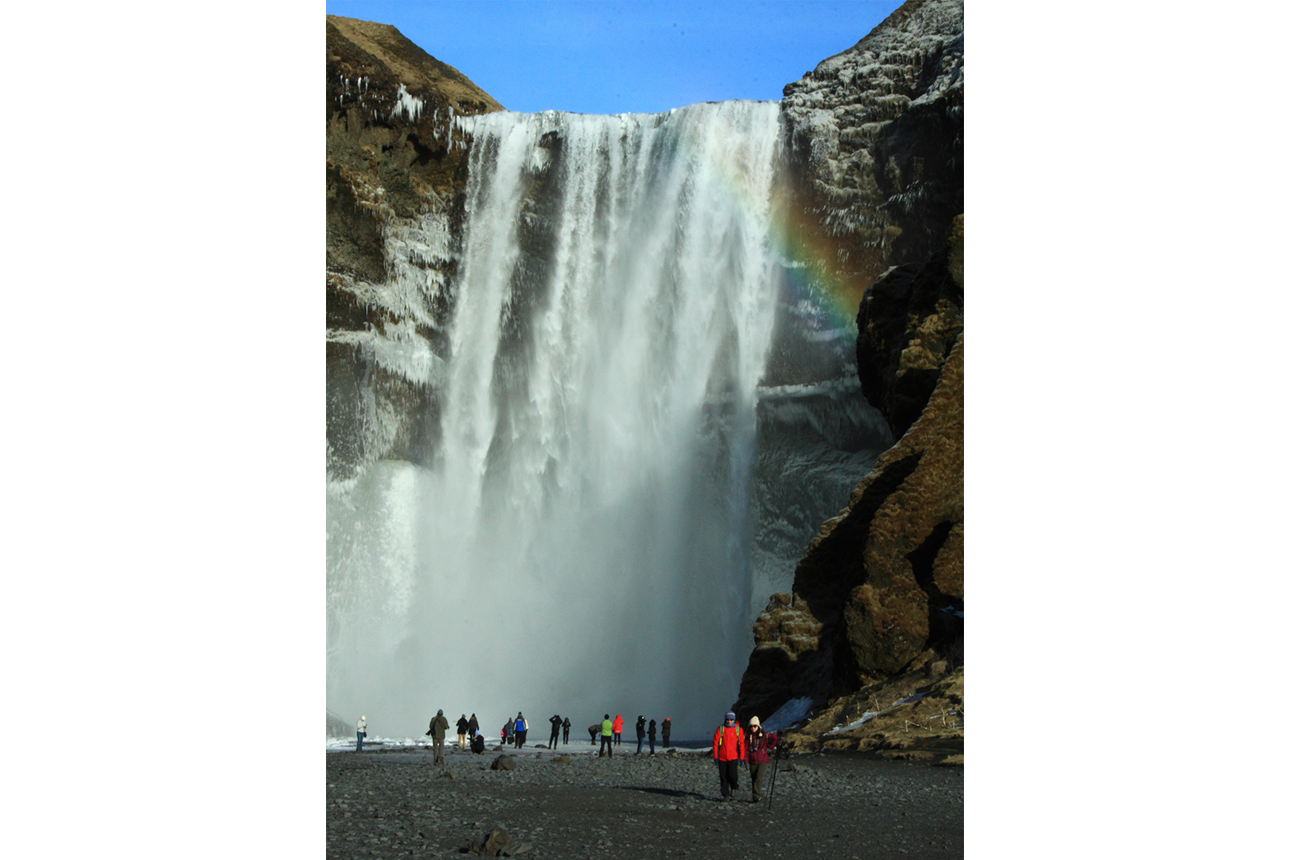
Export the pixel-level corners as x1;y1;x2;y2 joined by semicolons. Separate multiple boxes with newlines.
327;100;890;739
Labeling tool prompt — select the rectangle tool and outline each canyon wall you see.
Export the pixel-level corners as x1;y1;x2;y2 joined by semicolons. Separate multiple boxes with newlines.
326;15;503;485
735;0;964;738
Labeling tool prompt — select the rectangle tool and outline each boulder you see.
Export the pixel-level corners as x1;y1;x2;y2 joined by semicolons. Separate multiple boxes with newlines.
467;826;512;856
490;755;517;771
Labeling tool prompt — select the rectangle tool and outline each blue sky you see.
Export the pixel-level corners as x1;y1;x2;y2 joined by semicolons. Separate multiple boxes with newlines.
325;0;904;114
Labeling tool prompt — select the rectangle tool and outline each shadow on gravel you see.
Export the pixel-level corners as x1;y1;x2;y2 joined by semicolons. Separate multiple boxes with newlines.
618;785;712;802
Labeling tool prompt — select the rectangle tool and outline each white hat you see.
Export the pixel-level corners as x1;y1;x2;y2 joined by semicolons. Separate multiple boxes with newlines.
749;716;761;727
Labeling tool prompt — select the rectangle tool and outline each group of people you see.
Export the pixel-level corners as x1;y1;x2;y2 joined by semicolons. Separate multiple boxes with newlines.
589;714;673;757
361;706;780;801
712;711;780;803
585;716;670;758
499;713;529;748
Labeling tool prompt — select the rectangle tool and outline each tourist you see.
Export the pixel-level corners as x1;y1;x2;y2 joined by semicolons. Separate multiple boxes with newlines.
587;724;599;744
549;714;563;749
635;715;646;754
562;716;571;744
356;715;367;752
467;713;479;739
426;709;451;765
662;718;671;748
712;711;745;801
514;712;527;749
470;730;486;754
647;718;657;755
744;716;779;803
456;714;470;749
504;716;515;746
612;714;624;747
599;714;614;757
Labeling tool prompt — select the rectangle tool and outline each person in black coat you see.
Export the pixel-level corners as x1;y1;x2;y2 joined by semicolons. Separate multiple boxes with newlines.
661;717;671;748
456;714;470;749
467;713;479;738
562;716;571;743
470;731;485;754
548;714;562;749
648;719;657;755
635;715;646;754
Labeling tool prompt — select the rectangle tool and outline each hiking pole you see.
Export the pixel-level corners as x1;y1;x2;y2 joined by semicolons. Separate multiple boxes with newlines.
766;741;786;810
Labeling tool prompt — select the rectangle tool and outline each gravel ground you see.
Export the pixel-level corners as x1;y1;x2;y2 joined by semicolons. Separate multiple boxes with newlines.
326;741;962;858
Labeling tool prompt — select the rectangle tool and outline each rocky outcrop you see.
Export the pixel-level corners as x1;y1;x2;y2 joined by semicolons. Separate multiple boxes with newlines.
326;15;504;484
776;0;962;309
855;213;963;438
735;0;964;745
736;318;962;723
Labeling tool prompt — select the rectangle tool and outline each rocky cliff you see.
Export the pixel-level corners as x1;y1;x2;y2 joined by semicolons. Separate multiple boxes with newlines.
775;0;962;312
735;0;964;758
326;15;504;485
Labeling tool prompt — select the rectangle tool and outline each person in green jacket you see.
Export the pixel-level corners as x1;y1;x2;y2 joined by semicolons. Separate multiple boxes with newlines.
426;709;451;764
599;714;614;757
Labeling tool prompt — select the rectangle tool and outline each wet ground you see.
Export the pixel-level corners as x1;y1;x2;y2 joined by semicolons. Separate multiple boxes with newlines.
326;741;962;858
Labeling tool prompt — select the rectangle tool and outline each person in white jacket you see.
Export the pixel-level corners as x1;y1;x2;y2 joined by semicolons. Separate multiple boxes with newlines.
356;716;367;751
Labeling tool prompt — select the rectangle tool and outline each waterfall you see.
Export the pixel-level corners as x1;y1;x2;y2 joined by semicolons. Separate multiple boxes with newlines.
327;100;890;739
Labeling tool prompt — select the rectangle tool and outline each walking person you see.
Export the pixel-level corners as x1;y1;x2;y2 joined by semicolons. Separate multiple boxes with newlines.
744;716;779;803
662;717;671;749
599;714;614;757
356;715;367;752
549;714;563;749
562;716;571;744
647;719;657;755
426;709;451;765
456;714;470;749
514;712;527;749
635;715;646;754
712;711;745;801
504;717;515;746
612;714;624;747
467;713;479;739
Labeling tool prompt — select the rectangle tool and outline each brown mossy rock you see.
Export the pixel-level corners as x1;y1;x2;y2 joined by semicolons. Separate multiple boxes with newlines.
736;313;962;721
326;14;502;271
855;213;963;438
490;755;517;771
776;662;963;758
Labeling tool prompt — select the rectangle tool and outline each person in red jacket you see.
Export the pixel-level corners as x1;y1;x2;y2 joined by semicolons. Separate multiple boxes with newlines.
612;714;624;747
712;711;745;801
744;715;779;803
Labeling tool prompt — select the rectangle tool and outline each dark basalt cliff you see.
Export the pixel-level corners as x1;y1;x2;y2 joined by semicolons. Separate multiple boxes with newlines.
735;0;963;757
326;15;504;484
775;0;962;312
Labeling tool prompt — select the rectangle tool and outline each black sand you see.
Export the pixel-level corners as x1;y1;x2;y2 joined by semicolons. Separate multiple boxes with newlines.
327;742;962;858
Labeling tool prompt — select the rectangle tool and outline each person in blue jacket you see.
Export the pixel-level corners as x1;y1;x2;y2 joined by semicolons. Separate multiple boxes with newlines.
514;712;527;749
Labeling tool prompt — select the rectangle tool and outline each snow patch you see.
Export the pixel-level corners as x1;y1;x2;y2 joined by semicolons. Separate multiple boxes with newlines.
761;697;813;732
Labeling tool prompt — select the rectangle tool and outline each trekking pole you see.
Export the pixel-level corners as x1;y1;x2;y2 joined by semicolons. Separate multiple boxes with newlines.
766;742;785;810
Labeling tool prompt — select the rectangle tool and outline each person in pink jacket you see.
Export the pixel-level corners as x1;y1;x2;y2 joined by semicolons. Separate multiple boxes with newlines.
744;715;779;803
